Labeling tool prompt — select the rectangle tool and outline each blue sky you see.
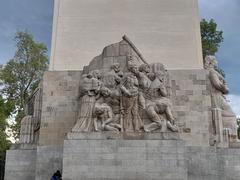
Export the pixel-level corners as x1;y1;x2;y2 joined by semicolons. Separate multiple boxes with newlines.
0;0;239;114
0;0;53;62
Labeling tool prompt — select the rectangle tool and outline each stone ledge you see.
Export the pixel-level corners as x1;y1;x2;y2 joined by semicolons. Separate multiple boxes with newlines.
229;142;240;149
67;132;180;140
10;143;37;150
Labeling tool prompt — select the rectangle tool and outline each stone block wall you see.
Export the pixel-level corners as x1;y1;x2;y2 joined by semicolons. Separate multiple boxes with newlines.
39;71;81;146
169;69;211;146
63;138;187;180
36;71;81;180
34;69;212;180
35;145;63;180
186;147;240;180
4;147;36;180
38;69;212;147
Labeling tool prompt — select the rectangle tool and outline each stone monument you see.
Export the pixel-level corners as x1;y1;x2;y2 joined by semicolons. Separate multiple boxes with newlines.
4;0;240;180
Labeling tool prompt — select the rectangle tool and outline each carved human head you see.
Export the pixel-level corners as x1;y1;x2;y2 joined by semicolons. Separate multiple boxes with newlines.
100;87;111;97
155;71;165;83
94;105;104;115
204;56;218;69
90;70;101;80
148;73;156;81
111;63;120;73
139;64;150;73
128;63;138;74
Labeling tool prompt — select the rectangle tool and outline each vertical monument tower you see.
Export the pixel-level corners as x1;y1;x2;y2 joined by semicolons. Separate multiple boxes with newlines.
50;0;203;70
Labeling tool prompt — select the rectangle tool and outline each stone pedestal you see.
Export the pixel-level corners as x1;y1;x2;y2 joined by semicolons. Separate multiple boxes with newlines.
63;132;187;180
63;133;240;180
4;144;37;180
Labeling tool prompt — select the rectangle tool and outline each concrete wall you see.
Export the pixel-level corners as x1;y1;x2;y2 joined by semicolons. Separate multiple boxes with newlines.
50;0;203;71
4;147;36;180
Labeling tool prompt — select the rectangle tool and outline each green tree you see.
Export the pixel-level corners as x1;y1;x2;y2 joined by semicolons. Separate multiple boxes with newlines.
0;31;48;140
0;96;13;160
200;19;224;58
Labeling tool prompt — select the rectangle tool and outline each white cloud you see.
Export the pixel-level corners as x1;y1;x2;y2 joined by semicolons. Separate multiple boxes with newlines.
227;94;240;117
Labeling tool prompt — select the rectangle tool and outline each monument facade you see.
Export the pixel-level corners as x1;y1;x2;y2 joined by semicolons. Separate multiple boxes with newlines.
4;0;240;180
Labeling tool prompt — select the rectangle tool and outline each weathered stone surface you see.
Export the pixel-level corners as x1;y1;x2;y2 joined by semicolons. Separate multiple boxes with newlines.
67;132;180;140
186;147;240;180
63;138;187;180
39;71;81;146
35;145;63;180
4;146;36;180
34;71;81;180
37;68;212;147
63;137;240;180
19;87;42;144
169;69;211;146
204;56;238;144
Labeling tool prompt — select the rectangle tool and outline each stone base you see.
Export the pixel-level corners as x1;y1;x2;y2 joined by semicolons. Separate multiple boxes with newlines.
4;134;240;180
35;145;63;180
67;131;180;140
4;144;37;180
63;132;186;180
62;132;240;180
186;147;240;180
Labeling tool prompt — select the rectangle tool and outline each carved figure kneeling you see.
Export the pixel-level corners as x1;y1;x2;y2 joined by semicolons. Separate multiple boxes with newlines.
145;100;178;132
94;103;121;132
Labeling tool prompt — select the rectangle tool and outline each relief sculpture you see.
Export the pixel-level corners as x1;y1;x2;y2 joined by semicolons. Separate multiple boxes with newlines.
72;36;179;133
72;70;102;132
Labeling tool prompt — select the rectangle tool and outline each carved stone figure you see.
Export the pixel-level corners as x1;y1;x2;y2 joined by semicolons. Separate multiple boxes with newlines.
93;103;121;132
72;70;102;132
120;63;144;132
98;87;122;128
145;67;178;132
137;64;152;91
135;63;152;109
19;88;42;144
19;115;35;144
102;63;123;89
205;56;238;141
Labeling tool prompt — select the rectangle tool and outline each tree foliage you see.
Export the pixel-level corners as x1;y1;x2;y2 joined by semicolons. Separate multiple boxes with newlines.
0;96;12;160
200;19;224;58
0;31;48;140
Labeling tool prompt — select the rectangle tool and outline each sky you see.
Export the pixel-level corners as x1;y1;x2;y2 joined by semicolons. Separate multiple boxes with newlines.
0;0;239;115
